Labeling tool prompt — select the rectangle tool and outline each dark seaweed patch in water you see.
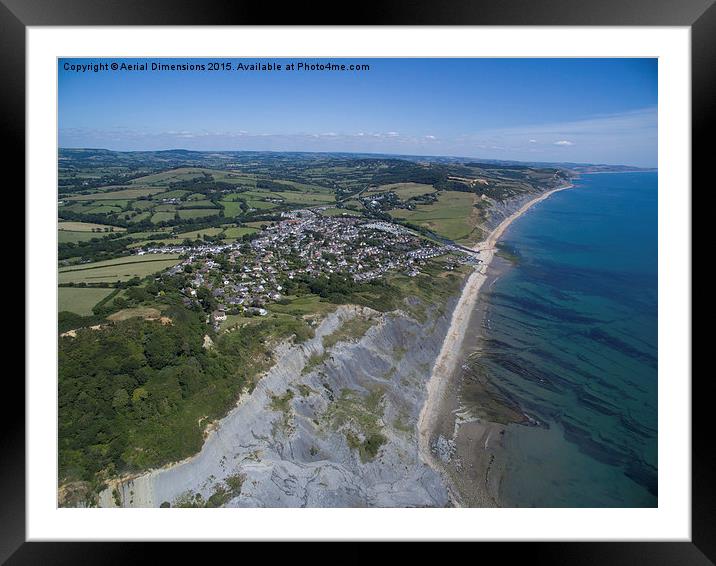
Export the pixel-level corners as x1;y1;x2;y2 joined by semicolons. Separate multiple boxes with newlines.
494;292;600;325
495;242;522;265
460;362;536;426
526;234;596;254
521;261;654;305
485;354;563;394
488;294;555;324
561;420;627;468
625;461;658;497
560;419;656;496
586;327;657;368
619;412;657;439
522;284;572;304
540;349;633;398
575;390;622;417
477;337;523;352
571;353;632;394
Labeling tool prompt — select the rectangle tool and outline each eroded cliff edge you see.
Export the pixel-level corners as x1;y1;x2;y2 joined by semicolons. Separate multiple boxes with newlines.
100;298;457;508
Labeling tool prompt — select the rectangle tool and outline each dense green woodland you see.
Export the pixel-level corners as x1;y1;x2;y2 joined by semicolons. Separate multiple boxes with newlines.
59;303;308;484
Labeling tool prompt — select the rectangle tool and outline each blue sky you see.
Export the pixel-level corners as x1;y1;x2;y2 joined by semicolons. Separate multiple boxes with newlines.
59;58;657;167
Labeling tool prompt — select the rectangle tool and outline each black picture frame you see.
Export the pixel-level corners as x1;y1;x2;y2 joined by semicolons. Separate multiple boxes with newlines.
6;0;707;560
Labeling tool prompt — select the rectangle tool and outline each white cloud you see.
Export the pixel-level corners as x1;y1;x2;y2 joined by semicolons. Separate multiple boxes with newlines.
453;107;656;165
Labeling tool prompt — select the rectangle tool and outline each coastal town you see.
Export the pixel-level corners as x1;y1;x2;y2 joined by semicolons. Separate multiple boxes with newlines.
137;210;476;330
55;51;660;516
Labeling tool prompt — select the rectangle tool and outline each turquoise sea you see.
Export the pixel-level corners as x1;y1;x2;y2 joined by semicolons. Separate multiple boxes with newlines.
467;172;657;507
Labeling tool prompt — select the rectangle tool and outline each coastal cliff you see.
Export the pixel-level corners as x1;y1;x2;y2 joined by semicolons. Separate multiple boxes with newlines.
99;298;457;508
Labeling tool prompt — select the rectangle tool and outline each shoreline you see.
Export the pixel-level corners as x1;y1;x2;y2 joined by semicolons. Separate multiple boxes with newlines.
416;181;575;506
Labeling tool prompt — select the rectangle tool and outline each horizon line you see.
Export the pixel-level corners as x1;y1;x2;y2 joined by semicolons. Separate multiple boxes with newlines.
58;146;656;170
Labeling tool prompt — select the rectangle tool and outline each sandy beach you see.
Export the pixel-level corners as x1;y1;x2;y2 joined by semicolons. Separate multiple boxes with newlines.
417;182;574;506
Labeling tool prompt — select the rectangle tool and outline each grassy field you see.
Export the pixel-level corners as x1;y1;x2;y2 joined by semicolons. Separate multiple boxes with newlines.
322;316;376;349
271;191;335;205
271;179;333;193
246;200;278;210
175;227;224;240
128;212;152;223
389;191;481;243
223;226;257;238
59;202;93;214
153;204;177;212
221;193;247;201
58;254;182;284
342;199;363;210
178;209;220;220
91;199;131;208
150;212;176;224
58;231;114;244
219;314;259;332
118;231;169;240
128;168;209;186
239;191;281;201
58;287;115;315
153;189;190;199
86;204;124;214
268;294;337;318
129;168;256;188
179;199;217;209
220;200;244;217
211;170;256;186
369;182;436;199
240;189;334;206
58;221;125;232
106;306;162;321
67;187;165;200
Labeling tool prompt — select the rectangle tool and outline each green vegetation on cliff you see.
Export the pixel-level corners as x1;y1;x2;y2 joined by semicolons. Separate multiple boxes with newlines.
325;387;387;463
58;304;313;484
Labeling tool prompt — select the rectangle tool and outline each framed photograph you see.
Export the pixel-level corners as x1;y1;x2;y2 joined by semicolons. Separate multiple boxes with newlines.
9;0;708;559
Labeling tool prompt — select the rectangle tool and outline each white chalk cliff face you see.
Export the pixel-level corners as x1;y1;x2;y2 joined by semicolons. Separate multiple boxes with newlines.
100;300;456;508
